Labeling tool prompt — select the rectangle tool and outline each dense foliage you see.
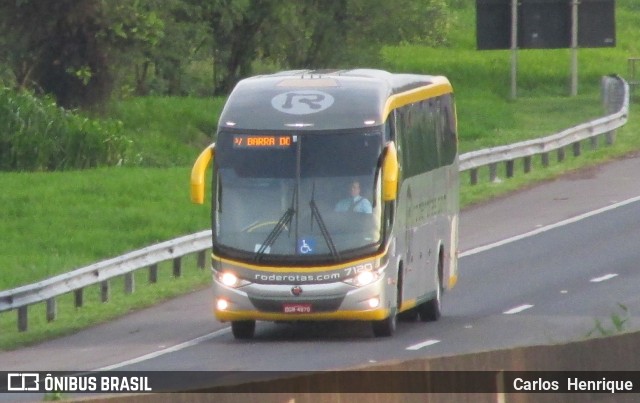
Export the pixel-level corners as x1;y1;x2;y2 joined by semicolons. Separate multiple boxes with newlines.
0;87;130;171
0;0;450;171
0;0;450;101
0;1;163;108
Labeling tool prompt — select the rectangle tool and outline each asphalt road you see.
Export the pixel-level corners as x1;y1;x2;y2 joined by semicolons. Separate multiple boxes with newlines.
110;195;640;373
2;153;640;374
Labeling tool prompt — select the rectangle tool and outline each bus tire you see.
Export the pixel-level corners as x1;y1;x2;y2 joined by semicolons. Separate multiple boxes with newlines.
373;264;401;337
372;309;396;337
231;320;256;339
418;251;443;322
418;282;441;322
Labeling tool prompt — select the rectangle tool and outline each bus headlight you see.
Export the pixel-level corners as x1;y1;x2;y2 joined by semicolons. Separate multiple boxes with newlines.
344;270;379;287
367;297;380;308
216;298;229;311
216;271;250;288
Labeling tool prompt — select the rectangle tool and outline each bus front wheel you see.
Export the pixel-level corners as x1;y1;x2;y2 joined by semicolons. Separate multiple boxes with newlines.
373;265;402;337
372;309;396;337
231;320;256;339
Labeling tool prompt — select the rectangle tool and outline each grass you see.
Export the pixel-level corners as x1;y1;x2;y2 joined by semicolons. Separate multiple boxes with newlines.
107;96;225;167
2;2;640;350
0;167;210;288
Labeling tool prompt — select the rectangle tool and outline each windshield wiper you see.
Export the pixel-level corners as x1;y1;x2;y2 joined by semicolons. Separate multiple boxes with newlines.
309;183;340;261
254;185;297;262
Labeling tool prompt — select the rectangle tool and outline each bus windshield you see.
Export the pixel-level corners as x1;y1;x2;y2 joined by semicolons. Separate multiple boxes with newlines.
214;129;384;264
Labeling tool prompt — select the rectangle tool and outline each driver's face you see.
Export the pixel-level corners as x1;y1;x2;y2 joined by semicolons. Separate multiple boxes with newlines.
350;182;360;197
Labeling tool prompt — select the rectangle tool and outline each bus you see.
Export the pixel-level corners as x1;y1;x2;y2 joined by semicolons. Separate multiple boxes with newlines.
190;69;459;339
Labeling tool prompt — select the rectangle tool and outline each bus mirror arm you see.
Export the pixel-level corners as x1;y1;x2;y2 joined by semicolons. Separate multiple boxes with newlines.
190;144;215;204
382;142;399;202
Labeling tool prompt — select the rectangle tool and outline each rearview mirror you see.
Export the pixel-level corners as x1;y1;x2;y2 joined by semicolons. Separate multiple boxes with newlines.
382;142;398;201
190;144;215;204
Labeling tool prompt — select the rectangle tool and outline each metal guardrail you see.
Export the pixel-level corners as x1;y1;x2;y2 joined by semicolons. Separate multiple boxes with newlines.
459;75;629;184
0;230;213;331
0;76;629;332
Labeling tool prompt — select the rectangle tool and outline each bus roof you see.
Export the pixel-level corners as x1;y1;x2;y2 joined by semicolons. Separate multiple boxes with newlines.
218;69;453;131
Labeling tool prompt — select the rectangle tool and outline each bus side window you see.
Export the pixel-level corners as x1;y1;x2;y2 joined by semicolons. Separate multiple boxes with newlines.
440;94;458;165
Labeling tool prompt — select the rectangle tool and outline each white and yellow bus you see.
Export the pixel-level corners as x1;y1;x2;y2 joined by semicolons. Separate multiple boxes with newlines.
191;69;459;338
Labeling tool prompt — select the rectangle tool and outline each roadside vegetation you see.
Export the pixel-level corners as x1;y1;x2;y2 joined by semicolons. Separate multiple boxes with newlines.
1;1;640;349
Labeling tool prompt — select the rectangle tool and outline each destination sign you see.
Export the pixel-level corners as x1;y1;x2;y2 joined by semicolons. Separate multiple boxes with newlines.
233;135;293;149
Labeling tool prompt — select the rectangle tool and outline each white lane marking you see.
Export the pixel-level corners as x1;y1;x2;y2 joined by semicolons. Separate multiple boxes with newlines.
590;273;619;283
503;304;534;315
460;195;640;258
93;327;231;371
406;339;440;351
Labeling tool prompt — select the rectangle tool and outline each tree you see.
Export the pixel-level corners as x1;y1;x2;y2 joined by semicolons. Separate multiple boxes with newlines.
208;0;451;93
159;3;211;96
0;0;163;108
0;0;452;102
202;0;282;94
270;0;451;69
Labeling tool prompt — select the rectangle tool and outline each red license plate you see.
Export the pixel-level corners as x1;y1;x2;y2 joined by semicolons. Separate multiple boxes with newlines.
283;303;312;314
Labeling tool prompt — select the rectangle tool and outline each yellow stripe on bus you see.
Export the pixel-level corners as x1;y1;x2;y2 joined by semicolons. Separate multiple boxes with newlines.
383;77;453;119
215;308;391;322
212;247;389;274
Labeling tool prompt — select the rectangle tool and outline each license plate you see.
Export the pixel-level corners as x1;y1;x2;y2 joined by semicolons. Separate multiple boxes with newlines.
283;303;312;314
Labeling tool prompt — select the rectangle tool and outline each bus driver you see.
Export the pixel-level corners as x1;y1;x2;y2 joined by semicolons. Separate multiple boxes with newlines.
334;180;372;214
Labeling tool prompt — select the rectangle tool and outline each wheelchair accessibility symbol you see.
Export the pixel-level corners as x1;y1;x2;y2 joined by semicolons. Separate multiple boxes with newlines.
298;238;316;254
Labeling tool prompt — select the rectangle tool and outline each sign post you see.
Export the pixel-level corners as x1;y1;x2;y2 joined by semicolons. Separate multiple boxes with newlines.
476;0;615;98
510;0;518;100
570;0;579;96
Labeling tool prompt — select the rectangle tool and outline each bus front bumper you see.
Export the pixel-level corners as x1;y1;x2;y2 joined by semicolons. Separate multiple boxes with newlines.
212;275;392;322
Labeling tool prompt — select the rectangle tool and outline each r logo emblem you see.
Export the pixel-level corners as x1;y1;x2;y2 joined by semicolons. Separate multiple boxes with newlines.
271;90;334;115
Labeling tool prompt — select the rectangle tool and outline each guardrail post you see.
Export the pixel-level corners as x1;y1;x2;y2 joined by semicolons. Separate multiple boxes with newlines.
605;130;616;145
469;168;479;185
506;160;515;178
489;163;498;182
74;289;84;308
124;273;135;294
541;152;549;167
197;250;207;269
572;141;581;157
173;257;182;277
523;156;532;174
557;147;565;163
18;306;28;332
100;280;110;303
590;135;599;150
46;298;57;322
149;263;158;283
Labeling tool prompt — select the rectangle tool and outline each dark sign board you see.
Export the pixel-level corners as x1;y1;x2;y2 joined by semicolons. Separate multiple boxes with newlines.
476;0;615;50
578;0;616;47
476;0;511;49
